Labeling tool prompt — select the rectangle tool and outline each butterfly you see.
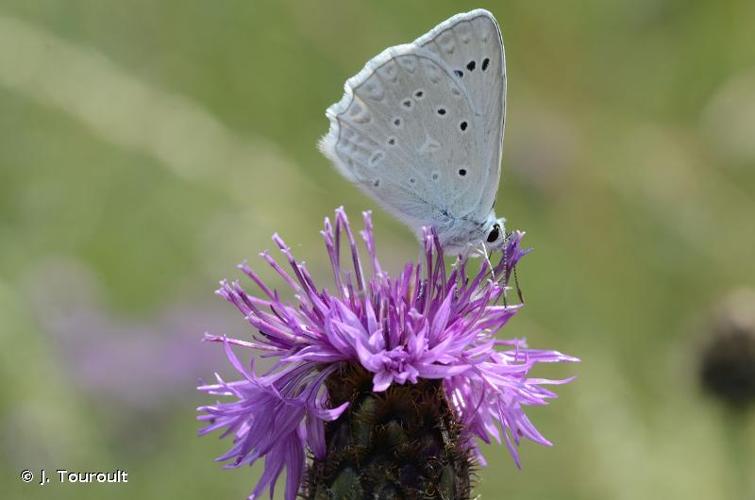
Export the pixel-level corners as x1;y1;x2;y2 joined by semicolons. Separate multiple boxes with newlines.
320;9;506;256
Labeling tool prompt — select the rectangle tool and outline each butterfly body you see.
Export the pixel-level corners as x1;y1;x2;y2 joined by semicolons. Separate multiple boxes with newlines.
321;9;507;255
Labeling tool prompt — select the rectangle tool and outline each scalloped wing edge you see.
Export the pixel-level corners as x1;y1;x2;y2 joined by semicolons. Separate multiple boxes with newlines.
319;42;416;181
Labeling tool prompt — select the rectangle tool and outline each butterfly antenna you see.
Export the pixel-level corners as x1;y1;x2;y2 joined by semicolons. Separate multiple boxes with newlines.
501;234;509;306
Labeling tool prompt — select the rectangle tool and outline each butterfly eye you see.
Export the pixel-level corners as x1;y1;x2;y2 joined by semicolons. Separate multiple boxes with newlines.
486;223;501;243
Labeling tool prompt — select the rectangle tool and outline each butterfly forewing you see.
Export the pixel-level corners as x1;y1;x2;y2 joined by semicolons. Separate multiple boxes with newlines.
321;9;506;241
417;11;505;221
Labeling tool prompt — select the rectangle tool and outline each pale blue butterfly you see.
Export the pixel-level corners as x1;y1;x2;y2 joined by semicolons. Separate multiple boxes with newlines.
321;9;506;256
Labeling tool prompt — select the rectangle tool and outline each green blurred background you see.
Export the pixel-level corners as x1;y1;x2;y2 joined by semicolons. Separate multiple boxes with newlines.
2;0;754;498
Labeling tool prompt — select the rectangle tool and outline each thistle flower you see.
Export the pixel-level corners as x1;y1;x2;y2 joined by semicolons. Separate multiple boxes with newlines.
198;208;578;500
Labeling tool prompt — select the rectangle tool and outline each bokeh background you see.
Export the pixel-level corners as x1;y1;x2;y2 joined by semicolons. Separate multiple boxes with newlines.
2;1;754;499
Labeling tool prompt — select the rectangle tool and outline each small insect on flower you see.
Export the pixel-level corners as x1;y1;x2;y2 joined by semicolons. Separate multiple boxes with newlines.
197;208;578;500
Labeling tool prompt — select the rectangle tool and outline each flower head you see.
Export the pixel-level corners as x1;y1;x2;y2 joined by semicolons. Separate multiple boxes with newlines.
198;208;577;499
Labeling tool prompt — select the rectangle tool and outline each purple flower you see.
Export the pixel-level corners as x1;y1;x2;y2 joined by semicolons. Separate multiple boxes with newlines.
198;208;578;499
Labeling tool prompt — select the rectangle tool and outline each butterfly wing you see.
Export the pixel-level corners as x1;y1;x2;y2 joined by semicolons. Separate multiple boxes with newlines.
320;9;505;238
416;10;506;222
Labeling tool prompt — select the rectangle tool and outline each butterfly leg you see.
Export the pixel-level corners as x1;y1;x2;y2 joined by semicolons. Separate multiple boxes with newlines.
501;231;524;305
478;241;496;281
